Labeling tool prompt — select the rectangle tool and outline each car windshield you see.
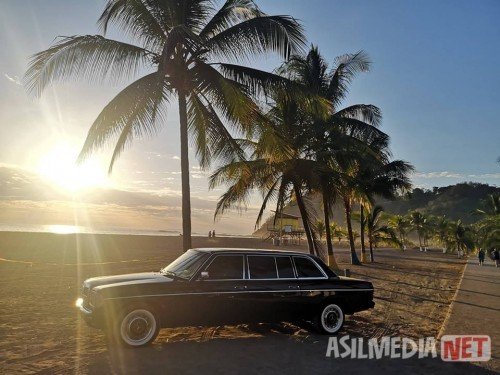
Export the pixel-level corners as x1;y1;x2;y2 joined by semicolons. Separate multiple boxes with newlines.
161;250;209;280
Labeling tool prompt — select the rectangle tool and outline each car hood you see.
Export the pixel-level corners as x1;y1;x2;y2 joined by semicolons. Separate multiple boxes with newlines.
83;272;171;290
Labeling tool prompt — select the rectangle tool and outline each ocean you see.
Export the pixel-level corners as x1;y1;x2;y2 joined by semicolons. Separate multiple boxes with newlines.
0;224;255;238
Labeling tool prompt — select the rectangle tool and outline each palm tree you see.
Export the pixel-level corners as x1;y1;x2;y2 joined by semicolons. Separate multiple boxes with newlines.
316;220;326;240
210;87;327;255
273;46;379;267
353;158;413;261
474;193;500;217
388;214;410;249
421;215;436;249
358;204;368;262
410;211;426;250
449;220;475;257
365;205;401;262
476;215;500;250
434;215;451;252
330;222;345;244
282;47;386;266
25;0;305;251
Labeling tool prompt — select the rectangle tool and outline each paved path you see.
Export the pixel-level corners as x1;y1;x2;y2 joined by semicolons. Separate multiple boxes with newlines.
440;257;500;372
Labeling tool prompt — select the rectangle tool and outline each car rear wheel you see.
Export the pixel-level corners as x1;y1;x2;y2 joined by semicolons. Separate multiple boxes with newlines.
316;303;344;334
116;308;159;347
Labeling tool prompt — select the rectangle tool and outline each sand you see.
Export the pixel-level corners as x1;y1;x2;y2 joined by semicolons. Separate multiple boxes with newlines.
1;232;477;374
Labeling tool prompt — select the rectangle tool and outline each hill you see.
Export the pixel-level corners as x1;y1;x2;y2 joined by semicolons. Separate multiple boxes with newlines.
380;182;500;223
254;182;499;235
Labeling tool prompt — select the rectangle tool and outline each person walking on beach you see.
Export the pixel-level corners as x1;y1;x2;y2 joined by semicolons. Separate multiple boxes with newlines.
212;230;216;238
493;249;500;268
478;248;485;266
208;231;212;239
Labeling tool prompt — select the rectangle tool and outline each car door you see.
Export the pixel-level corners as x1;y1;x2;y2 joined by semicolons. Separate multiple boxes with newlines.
193;254;247;326
292;255;329;319
244;255;302;323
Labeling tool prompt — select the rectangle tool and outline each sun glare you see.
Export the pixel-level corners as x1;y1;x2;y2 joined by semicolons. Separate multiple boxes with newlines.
36;142;108;192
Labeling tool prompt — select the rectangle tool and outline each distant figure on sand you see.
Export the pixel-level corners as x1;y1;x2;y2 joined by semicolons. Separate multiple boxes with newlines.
478;248;485;266
212;230;216;238
208;231;212;239
493;249;499;268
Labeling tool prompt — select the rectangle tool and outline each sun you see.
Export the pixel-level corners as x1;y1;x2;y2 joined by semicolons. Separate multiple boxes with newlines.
36;141;108;192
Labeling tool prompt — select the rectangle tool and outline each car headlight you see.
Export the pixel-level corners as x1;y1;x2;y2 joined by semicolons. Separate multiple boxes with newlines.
89;291;103;307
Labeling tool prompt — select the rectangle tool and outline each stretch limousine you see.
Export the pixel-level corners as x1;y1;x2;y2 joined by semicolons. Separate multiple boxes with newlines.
77;248;375;347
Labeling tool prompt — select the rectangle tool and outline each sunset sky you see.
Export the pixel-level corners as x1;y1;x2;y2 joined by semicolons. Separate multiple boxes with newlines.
0;0;499;235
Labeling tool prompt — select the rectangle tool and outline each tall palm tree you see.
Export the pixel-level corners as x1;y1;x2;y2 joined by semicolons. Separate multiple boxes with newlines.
282;46;384;266
209;87;327;255
358;204;368;262
353;158;413;261
25;0;305;251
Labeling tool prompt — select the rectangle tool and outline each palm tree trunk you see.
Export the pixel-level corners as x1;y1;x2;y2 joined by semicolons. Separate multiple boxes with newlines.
322;192;338;269
369;234;374;262
343;196;361;265
178;91;192;252
360;205;366;263
294;185;315;255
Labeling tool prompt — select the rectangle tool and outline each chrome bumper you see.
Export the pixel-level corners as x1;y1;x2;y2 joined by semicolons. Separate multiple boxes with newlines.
77;299;101;328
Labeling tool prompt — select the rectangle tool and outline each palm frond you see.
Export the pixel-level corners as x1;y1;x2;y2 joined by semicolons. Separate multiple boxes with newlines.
187;93;246;168
335;104;382;127
76;72;170;172
24;35;154;97
200;0;262;39
191;61;259;134
328;51;370;106
204;15;305;62
98;0;166;50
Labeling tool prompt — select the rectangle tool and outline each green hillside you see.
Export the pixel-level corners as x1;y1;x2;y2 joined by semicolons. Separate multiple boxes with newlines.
380;182;500;224
255;182;500;234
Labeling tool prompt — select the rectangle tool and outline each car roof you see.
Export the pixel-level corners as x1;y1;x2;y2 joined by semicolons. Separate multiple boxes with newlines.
192;248;312;256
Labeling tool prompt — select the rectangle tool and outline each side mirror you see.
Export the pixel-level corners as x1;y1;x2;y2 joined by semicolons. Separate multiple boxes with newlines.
200;271;209;280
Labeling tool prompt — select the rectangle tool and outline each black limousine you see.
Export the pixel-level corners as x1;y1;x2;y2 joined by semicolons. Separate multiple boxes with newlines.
77;248;374;347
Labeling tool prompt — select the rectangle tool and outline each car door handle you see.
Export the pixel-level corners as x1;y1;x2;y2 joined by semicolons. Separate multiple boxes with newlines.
234;285;247;290
288;285;300;290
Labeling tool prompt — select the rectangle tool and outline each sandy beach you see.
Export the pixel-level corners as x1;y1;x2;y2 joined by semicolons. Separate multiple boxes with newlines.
0;231;477;374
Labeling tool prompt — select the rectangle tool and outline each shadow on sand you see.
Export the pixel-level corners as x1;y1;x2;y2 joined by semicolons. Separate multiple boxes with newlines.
80;324;496;375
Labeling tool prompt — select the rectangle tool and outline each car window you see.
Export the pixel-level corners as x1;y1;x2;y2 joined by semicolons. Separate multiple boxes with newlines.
205;255;243;280
293;257;324;278
161;250;209;280
248;256;277;279
276;256;295;278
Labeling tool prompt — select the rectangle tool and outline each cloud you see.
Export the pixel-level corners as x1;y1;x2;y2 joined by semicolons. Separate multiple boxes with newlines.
413;171;463;179
466;173;500;179
0;164;258;234
413;171;500;180
4;73;21;85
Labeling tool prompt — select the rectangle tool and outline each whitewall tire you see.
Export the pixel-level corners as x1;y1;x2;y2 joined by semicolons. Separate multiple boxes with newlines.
317;303;344;334
117;308;159;347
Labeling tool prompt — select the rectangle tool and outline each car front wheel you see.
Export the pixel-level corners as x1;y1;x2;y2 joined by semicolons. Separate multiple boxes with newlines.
316;303;344;334
115;308;160;347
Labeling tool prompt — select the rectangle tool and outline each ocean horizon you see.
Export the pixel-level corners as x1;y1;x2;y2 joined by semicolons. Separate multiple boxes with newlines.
0;224;256;238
